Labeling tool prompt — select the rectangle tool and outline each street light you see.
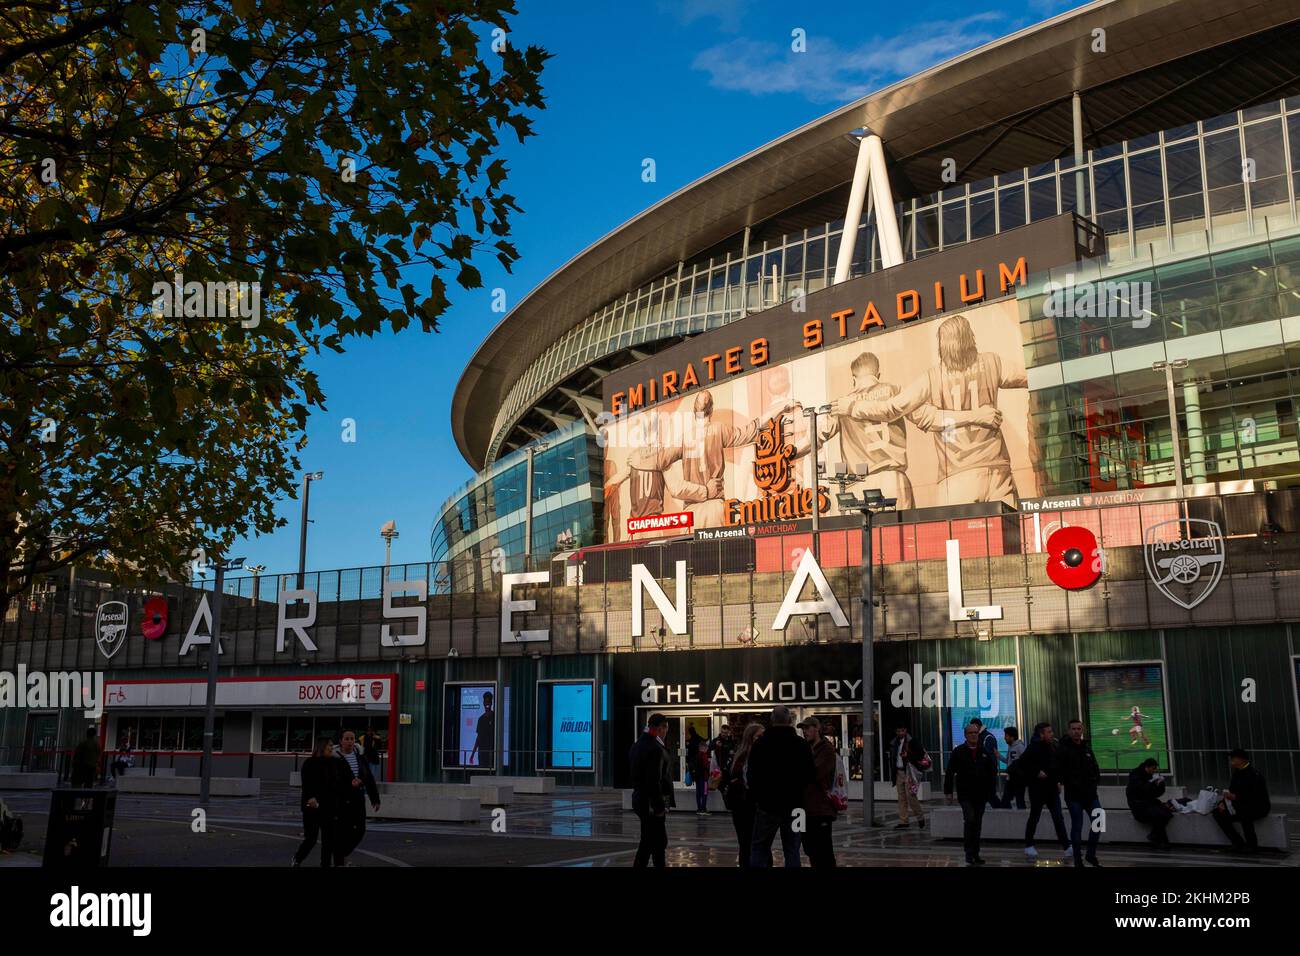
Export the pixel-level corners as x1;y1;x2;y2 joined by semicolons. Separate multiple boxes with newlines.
380;520;399;579
802;404;832;558
836;485;896;833
297;471;324;590
1153;359;1189;516
200;554;244;805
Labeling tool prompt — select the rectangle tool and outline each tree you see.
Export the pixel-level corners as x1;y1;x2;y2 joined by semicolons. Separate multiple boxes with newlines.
0;0;548;600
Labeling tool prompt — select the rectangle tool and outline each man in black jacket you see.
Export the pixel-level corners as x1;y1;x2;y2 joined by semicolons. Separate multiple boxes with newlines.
888;724;929;829
747;706;815;867
944;722;998;865
1212;749;1271;852
333;728;381;866
1059;718;1102;867
629;713;675;867
1126;758;1173;848
1019;722;1071;861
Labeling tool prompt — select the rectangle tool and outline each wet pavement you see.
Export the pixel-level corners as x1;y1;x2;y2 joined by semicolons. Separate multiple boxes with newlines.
1;785;1296;867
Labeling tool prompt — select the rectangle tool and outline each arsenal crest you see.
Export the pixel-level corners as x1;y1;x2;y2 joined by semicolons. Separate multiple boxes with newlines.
1144;518;1226;610
371;681;384;700
95;600;129;660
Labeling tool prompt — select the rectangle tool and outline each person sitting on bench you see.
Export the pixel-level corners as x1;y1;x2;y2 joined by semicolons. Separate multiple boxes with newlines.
1212;748;1270;853
1126;758;1173;849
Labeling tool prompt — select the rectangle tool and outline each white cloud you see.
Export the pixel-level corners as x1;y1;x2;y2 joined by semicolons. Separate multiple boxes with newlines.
691;13;1011;103
662;0;746;32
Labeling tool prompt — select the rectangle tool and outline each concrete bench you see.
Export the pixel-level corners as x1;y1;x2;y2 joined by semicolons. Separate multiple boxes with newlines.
482;775;557;795
371;795;479;822
379;781;512;807
929;806;1288;850
0;772;58;790
115;775;260;797
119;767;176;777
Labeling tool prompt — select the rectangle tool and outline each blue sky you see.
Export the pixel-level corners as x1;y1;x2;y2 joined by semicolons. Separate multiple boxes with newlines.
232;0;1081;576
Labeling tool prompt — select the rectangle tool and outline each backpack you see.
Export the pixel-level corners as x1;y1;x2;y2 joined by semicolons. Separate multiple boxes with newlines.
0;800;22;852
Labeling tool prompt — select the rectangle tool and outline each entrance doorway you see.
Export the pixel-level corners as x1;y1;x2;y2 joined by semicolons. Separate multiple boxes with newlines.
23;713;59;772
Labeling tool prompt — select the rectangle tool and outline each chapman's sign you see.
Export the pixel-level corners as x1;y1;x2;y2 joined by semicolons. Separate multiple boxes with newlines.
628;511;693;535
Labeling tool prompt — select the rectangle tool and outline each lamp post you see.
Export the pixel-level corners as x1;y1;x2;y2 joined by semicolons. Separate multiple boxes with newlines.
200;554;244;805
802;404;831;559
297;471;324;590
1153;359;1190;529
380;520;399;581
836;486;896;834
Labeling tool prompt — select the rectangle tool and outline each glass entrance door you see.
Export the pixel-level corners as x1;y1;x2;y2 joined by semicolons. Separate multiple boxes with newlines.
679;714;711;784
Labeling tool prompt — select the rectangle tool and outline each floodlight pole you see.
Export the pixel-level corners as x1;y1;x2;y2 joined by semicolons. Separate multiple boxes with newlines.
200;555;242;805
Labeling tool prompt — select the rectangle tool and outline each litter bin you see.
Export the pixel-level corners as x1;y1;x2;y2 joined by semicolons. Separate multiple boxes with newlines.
43;787;117;868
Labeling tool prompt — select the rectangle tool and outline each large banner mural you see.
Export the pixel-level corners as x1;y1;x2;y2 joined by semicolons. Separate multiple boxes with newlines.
602;299;1038;542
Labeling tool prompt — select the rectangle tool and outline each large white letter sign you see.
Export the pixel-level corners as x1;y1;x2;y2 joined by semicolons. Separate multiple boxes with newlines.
381;579;427;647
500;572;549;643
631;561;688;637
946;539;1003;622
772;550;849;630
277;588;319;652
178;593;221;656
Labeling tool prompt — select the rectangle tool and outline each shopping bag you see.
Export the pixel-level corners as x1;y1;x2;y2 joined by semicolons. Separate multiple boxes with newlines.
829;755;849;812
1190;788;1220;814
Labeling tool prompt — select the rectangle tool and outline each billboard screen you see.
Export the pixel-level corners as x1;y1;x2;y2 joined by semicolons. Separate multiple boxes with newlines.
1081;664;1168;772
942;669;1018;764
601;299;1036;541
442;683;496;769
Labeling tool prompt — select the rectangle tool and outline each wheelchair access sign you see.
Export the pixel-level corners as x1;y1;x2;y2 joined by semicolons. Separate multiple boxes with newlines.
1143;518;1226;610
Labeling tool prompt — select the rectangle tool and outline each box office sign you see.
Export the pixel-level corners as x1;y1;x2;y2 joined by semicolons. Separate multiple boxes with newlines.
105;676;394;708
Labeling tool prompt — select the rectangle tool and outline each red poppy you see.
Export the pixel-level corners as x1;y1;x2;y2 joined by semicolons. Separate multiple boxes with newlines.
1045;526;1101;590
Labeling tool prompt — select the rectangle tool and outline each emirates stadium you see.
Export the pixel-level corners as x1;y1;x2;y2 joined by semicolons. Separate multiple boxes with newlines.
7;0;1300;829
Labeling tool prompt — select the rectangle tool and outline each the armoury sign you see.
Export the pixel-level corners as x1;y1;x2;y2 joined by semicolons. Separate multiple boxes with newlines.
95;601;129;661
640;676;863;705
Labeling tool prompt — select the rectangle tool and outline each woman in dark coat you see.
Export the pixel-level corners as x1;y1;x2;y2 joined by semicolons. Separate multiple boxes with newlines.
293;737;339;867
722;724;764;868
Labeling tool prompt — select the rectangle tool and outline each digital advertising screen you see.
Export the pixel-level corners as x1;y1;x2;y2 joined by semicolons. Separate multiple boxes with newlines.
943;669;1018;764
1082;664;1168;772
442;683;496;769
601;298;1037;540
541;681;594;769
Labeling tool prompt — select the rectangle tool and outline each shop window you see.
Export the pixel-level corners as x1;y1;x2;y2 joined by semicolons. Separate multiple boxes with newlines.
261;716;288;753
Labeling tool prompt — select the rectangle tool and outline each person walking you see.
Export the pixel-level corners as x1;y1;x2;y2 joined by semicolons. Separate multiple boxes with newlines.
888;723;930;829
721;723;763;868
293;736;340;867
747;706;815;868
799;717;839;868
1018;722;1071;861
1126;758;1173;849
1212;749;1271;853
332;729;381;866
363;729;384;781
998;726;1027;809
944;722;998;866
710;724;736;778
1059;718;1102;867
685;726;711;815
629;713;675;867
70;728;100;788
970;718;1001;807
